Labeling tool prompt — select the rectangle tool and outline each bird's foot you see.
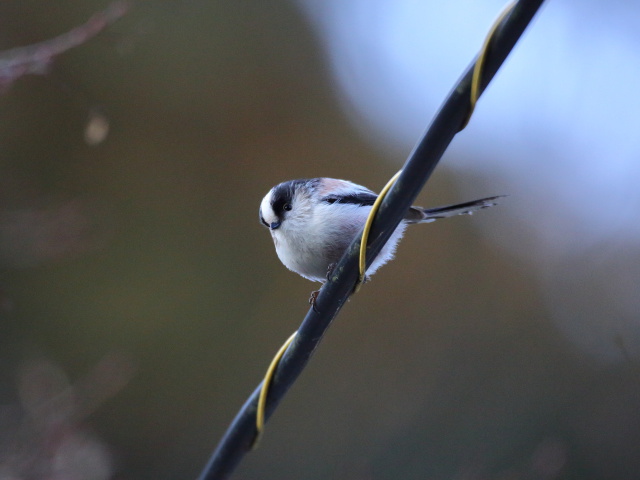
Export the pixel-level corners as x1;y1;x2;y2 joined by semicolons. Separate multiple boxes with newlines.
325;263;337;281
309;290;320;313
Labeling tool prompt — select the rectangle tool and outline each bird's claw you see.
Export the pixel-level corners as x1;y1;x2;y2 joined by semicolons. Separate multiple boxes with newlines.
309;290;320;313
326;263;337;281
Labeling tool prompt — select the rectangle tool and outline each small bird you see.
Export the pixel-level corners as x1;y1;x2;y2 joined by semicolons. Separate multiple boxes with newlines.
259;178;502;284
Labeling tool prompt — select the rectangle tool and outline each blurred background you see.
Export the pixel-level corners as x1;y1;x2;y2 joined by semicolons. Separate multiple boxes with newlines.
1;0;639;478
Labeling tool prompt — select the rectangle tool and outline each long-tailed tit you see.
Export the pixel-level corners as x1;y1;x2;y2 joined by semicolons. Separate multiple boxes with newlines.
259;178;502;284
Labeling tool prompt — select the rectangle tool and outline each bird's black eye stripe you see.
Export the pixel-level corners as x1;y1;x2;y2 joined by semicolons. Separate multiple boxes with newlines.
271;181;301;215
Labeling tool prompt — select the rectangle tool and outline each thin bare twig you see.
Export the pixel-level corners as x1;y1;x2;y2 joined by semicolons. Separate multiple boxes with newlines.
0;1;130;90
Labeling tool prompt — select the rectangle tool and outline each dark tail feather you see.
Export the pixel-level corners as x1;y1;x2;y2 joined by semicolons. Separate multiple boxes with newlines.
405;195;506;224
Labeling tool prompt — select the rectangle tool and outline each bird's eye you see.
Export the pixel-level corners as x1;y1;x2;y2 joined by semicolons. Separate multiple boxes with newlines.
283;203;292;211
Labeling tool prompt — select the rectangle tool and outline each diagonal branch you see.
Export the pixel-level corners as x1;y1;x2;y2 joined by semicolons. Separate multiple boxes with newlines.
0;1;130;91
198;1;545;479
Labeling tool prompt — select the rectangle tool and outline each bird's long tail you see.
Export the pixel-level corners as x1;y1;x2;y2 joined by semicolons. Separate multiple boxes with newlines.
405;195;505;224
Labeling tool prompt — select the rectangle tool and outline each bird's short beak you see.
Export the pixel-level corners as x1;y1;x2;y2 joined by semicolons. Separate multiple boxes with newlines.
270;221;281;230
